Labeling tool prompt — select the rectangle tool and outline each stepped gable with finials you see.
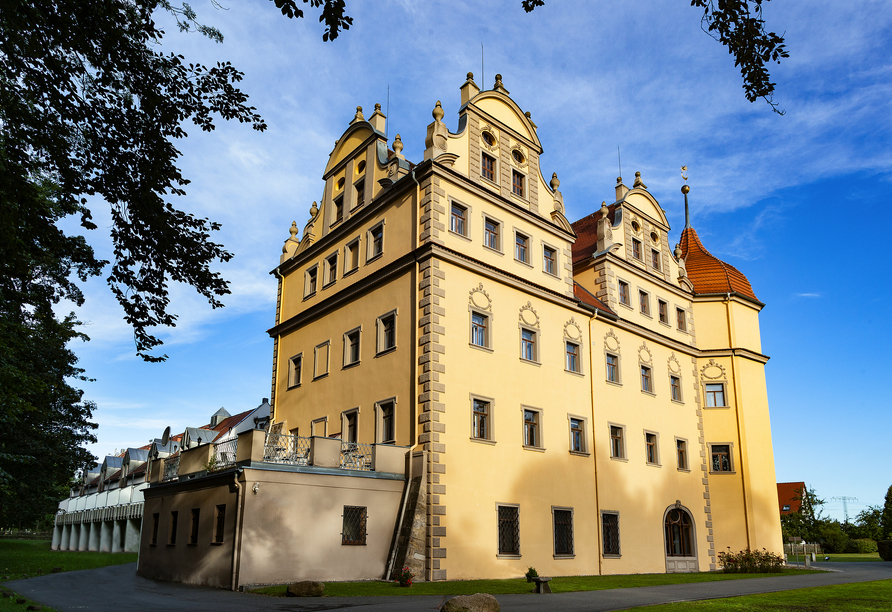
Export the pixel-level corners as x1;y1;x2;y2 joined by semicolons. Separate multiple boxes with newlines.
570;204;617;265
677;226;760;304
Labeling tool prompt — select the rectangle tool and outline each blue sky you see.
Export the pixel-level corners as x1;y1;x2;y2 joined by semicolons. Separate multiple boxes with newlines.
65;0;892;522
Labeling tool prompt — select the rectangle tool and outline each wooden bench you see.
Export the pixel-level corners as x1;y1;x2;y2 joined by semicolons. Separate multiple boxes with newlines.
532;576;552;593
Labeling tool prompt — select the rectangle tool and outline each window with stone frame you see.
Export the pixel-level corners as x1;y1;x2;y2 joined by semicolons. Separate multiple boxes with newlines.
323;251;338;286
341;506;367;545
651;248;661;270
213;504;225;544
481;153;496;182
470;311;490;349
553;508;574;556
618;280;630;306
602;512;620;556
631;238;642;260
640;365;653;393
676;307;687;331
472;398;491;441
670;375;682;402
288;354;302;388
609;425;625;459
658;299;668;324
676;438;688;470
523;408;541;448
639;290;650;315
512;170;525;198
515;231;530;264
606;353;620;383
569;417;586;453
497;505;520;556
645;432;659;465
705;383;726;407
543;245;558;275
450;202;468;236
484;217;500;251
520;328;537;362
710;444;733;472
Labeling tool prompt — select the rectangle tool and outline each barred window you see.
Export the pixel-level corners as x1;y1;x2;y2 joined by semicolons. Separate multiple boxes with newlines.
497;505;520;555
151;513;159;545
553;509;574;556
189;508;200;545
214;504;226;544
602;512;620;556
342;506;367;545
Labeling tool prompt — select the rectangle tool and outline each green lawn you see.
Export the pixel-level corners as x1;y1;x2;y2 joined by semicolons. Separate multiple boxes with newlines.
624;579;892;611
0;539;138;612
814;553;884;563
250;568;818;597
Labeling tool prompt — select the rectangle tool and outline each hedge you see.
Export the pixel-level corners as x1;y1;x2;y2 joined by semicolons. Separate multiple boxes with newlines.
879;540;892;561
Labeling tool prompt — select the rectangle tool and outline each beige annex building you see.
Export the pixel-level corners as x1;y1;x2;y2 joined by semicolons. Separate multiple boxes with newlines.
137;73;782;588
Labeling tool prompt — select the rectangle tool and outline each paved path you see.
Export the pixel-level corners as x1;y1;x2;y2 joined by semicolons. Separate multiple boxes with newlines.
5;562;891;611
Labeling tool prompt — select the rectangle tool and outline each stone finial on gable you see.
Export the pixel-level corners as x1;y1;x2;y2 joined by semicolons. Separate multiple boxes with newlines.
349;105;365;125
369;102;386;134
525;110;537;130
615;176;629;200
294;201;320;257
281;221;300;262
550;172;564;214
633;171;647;190
393;133;405;159
493;73;509;94
596;201;613;253
424;101;450;162
460;72;480;106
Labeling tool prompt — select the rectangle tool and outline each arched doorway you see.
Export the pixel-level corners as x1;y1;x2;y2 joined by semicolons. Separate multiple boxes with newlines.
664;504;698;572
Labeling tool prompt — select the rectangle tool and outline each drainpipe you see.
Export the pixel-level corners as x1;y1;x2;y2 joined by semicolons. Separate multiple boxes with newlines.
230;470;243;591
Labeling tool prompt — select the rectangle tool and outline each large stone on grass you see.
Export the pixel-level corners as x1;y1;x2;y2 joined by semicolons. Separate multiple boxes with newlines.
285;581;324;597
442;593;499;612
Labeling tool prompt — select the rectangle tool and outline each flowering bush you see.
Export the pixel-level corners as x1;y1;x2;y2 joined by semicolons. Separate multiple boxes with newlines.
717;547;785;573
395;566;414;587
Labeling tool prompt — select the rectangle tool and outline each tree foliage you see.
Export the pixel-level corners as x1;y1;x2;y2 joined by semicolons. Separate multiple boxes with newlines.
780;485;826;543
883;485;892;540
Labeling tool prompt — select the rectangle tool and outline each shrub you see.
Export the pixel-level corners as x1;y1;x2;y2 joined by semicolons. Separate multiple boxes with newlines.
878;540;892;562
844;538;878;554
395;566;413;587
524;567;539;583
717;547;785;573
819;522;850;553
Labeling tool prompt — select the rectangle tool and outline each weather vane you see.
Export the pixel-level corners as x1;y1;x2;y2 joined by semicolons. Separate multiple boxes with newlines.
681;166;688;183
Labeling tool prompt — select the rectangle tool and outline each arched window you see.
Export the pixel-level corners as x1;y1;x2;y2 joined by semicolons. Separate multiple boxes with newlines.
665;508;693;557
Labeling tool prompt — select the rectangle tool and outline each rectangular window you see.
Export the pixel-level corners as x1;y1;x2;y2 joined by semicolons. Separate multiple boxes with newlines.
151;513;160;545
304;266;318;297
606;353;619;383
484;217;500;250
345;238;360;274
553;508;574;556
354;182;364;208
378;401;395;444
169;511;178;545
618;281;630;306
602;512;620;556
677;308;687;331
631;238;641;260
677;439;688;470
711;444;732;472
214;505;225;544
473;399;489;440
333;195;344;224
311;417;327;437
515;232;529;263
471;311;489;348
565;341;580;373
377;311;396;353
324;252;338;286
658;300;668;324
651;248;660;270
569;418;585;453
670;375;681;402
344;328;360;367
645;432;659;465
450;203;467;236
497;505;520;556
520;328;537;362
640;365;653;393
639;290;650;315
481;153;496;182
523;409;540;448
313;341;330;379
342;506;367;545
288;354;302;388
543;245;557;275
705;383;726;407
189;508;200;545
512;170;525;197
343;410;358;443
368;224;384;261
609;425;625;459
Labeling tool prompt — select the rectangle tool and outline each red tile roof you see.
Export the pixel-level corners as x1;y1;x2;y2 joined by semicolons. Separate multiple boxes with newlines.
570;205;617;265
777;481;806;515
198;409;254;435
573;282;613;314
678;227;760;303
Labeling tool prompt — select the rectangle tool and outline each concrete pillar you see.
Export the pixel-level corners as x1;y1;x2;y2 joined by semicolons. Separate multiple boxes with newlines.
59;524;70;550
78;522;90;551
112;520;126;553
67;524;79;551
124;519;141;553
51;524;62;550
89;521;100;551
100;521;112;552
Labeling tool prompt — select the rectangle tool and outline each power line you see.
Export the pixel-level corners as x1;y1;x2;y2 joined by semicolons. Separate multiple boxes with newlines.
831;496;858;523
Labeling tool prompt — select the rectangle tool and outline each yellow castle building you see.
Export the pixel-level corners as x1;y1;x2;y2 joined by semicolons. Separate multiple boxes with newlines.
136;72;782;588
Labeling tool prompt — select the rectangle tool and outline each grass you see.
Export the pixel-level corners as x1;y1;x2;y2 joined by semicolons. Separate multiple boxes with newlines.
0;539;138;612
814;552;884;563
624;579;892;611
249;568;819;597
0;539;137;581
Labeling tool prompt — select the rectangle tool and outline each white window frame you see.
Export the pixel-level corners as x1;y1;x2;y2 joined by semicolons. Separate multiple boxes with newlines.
344;236;361;277
311;417;328;437
342;326;362;368
651;248;661;271
470;393;496;444
519;326;539;364
287;353;303;389
366;221;385;263
469;309;492;352
340;407;360;444
640;364;655;395
631;238;642;261
608;422;626;461
704;382;728;408
376;309;397;355
304;264;319;298
323;250;338;288
449;199;472;240
313;340;330;380
375;397;397;444
521;405;544;451
567;413;589;455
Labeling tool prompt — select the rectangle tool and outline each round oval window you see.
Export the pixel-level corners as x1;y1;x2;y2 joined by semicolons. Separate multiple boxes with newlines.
482;131;495;146
512;149;525;164
356;160;366;174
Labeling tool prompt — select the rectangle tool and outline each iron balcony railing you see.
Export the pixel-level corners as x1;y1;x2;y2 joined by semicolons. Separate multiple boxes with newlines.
340;442;373;471
211;437;239;471
162;455;180;482
263;432;311;466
